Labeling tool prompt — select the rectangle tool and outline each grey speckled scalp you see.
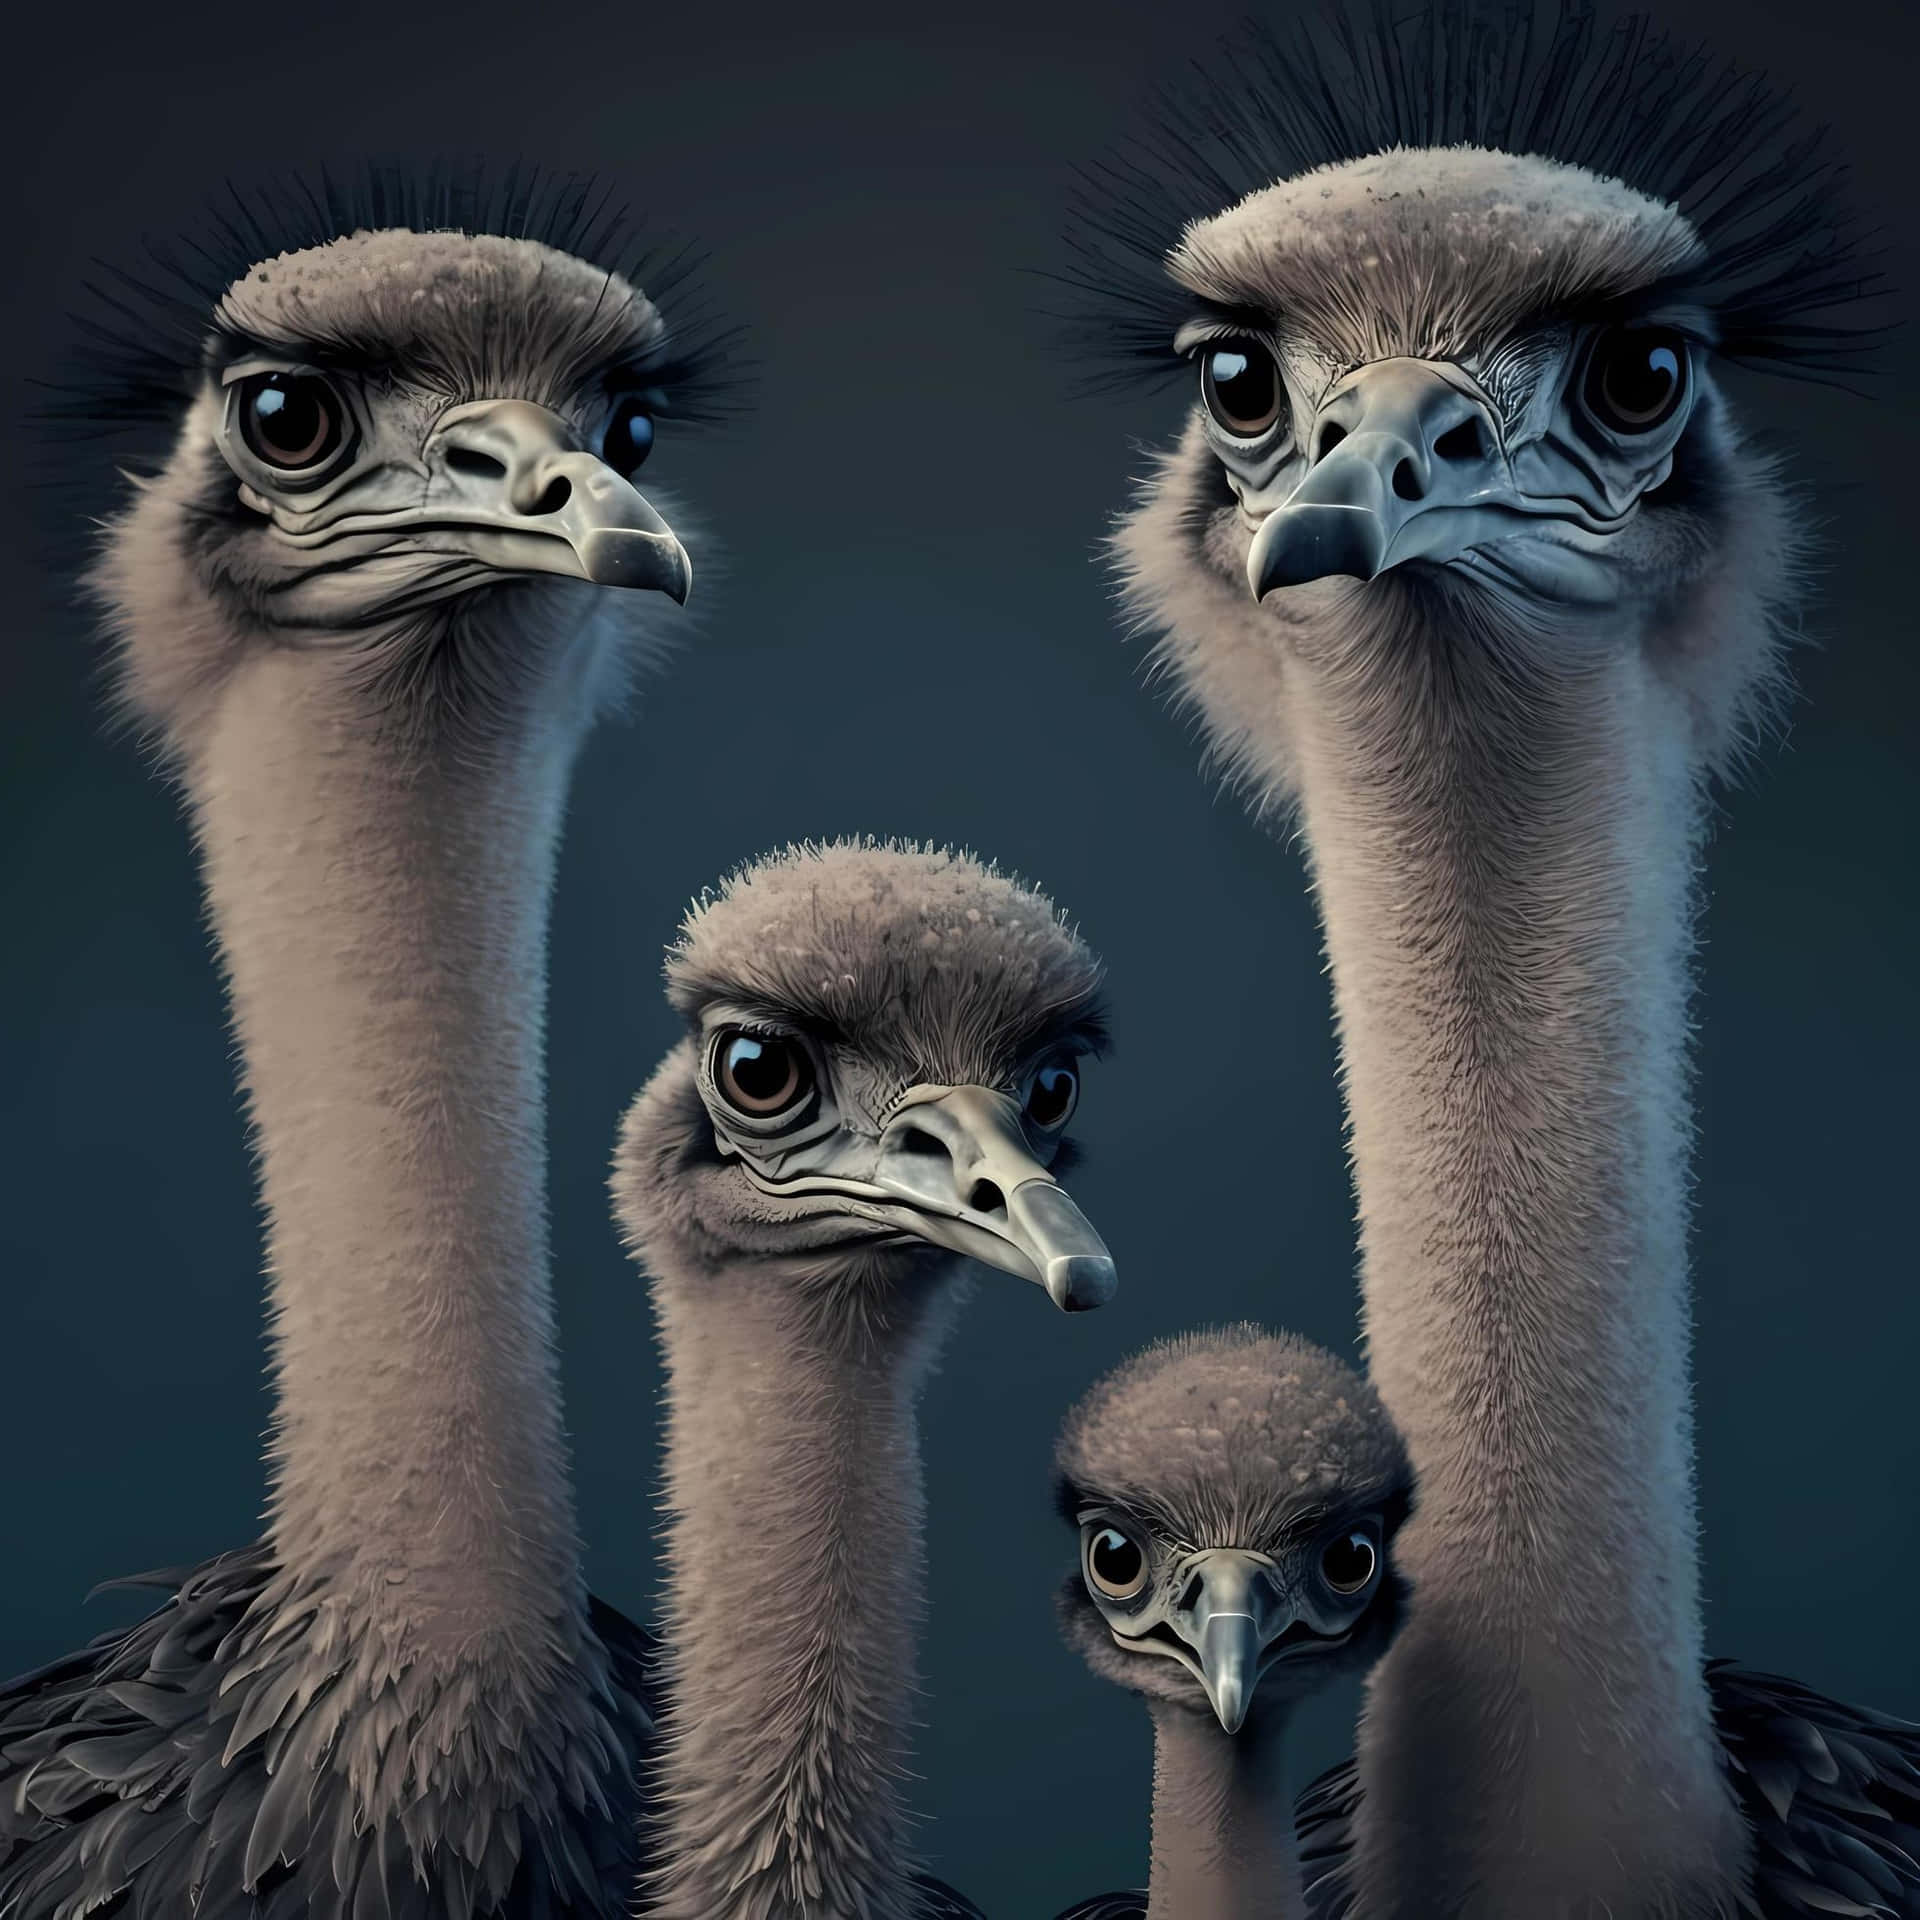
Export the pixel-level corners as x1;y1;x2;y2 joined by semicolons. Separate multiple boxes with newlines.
614;839;1110;1920
0;189;719;1920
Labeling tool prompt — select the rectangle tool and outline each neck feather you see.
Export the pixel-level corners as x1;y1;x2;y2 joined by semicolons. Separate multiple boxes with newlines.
644;1246;962;1920
1145;1701;1300;1920
1285;594;1747;1911
183;629;601;1654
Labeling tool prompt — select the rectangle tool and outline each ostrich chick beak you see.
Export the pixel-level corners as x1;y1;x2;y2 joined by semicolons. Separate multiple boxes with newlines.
1247;358;1505;599
1114;1548;1288;1734
864;1086;1117;1312
419;398;692;600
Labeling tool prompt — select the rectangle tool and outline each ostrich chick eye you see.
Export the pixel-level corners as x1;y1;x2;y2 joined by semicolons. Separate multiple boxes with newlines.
1581;328;1689;435
237;372;344;471
1087;1526;1148;1600
1200;340;1284;438
1025;1062;1079;1134
714;1030;814;1119
603;398;656;479
1319;1529;1378;1596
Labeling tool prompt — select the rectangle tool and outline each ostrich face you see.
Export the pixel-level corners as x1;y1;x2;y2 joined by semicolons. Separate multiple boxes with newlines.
1165;149;1719;614
1055;1330;1411;1732
148;230;692;635
615;844;1116;1313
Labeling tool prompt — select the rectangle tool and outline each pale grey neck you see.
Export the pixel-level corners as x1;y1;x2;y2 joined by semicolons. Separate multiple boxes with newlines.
645;1253;957;1920
1145;1703;1301;1920
186;642;592;1648
1286;611;1746;1908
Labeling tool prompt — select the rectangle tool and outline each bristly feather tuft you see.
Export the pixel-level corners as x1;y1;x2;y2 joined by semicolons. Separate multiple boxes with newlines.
1059;0;1886;389
43;158;748;473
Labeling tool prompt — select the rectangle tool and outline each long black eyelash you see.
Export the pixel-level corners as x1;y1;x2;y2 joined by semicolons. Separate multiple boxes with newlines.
39;159;749;474
1058;0;1887;391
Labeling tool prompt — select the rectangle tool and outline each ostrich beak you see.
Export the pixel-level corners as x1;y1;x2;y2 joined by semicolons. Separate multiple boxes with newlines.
414;398;692;600
1141;1549;1288;1735
863;1086;1117;1311
1247;358;1505;598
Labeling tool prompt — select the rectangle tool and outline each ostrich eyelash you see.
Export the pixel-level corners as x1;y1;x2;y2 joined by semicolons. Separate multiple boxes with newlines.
34;159;752;558
1053;0;1887;394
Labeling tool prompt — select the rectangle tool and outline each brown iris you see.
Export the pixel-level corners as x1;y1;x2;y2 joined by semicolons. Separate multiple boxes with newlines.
237;372;344;471
714;1029;813;1118
1200;339;1285;438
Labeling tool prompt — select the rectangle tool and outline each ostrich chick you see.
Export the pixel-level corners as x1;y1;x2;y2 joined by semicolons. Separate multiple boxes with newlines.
1051;1329;1410;1920
612;839;1116;1920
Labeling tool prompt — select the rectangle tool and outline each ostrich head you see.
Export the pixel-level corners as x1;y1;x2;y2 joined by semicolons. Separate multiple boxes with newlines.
1075;4;1879;789
1055;1327;1411;1734
613;840;1117;1316
80;174;728;759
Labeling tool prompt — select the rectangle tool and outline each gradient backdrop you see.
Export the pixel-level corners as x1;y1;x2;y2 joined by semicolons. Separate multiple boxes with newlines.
1;0;1914;1909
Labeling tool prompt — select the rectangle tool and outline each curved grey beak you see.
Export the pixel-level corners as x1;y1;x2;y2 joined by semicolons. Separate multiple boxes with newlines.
865;1086;1116;1311
420;398;692;601
1171;1550;1286;1734
1247;358;1502;599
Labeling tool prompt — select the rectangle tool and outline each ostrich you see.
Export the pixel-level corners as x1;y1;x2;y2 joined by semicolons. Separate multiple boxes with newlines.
1049;1327;1412;1920
609;838;1115;1920
0;175;727;1917
1069;6;1920;1915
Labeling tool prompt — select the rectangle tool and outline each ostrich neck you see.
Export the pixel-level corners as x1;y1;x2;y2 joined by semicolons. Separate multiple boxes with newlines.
645;1256;958;1920
1145;1704;1300;1920
1286;604;1747;1911
186;636;594;1650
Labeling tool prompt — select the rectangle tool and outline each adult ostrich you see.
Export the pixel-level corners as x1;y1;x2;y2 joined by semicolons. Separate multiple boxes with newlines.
1070;7;1919;1915
0;175;725;1918
1050;1327;1412;1920
611;839;1115;1920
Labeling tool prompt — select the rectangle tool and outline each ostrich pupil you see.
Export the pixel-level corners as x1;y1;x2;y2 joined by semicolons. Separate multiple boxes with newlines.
1202;343;1282;436
1090;1528;1144;1594
240;373;339;469
1321;1531;1377;1594
719;1033;806;1114
604;402;656;478
1587;330;1687;432
1027;1063;1077;1131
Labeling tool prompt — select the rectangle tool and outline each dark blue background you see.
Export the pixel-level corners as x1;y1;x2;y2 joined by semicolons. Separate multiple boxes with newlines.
2;1;1914;1910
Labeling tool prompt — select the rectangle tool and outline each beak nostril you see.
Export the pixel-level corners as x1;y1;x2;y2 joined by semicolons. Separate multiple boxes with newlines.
1433;419;1485;462
530;476;573;516
1177;1574;1203;1613
967;1178;1006;1217
1392;458;1424;502
447;447;507;480
1316;421;1348;462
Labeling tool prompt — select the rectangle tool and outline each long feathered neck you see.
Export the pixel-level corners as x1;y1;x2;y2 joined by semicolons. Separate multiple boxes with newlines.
643;1242;963;1920
173;605;609;1675
1145;1703;1300;1920
1277;582;1747;1914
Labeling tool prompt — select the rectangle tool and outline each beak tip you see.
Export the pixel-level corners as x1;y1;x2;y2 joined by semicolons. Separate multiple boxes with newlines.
1045;1254;1118;1313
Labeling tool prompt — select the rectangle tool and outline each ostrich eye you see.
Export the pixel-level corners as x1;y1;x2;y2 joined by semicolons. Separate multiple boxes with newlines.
237;372;344;472
1581;329;1689;435
1086;1527;1148;1601
603;399;656;479
1025;1062;1079;1134
713;1030;814;1120
1200;339;1284;439
1319;1529;1378;1597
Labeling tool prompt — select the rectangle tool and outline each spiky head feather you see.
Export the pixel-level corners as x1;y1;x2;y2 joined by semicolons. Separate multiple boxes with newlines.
1064;0;1884;388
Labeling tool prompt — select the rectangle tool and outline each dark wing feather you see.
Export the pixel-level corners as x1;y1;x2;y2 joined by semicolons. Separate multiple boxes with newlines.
1049;1894;1147;1919
1282;1666;1920;1920
912;1871;991;1918
0;1545;660;1919
1295;1754;1362;1920
1712;1660;1920;1919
